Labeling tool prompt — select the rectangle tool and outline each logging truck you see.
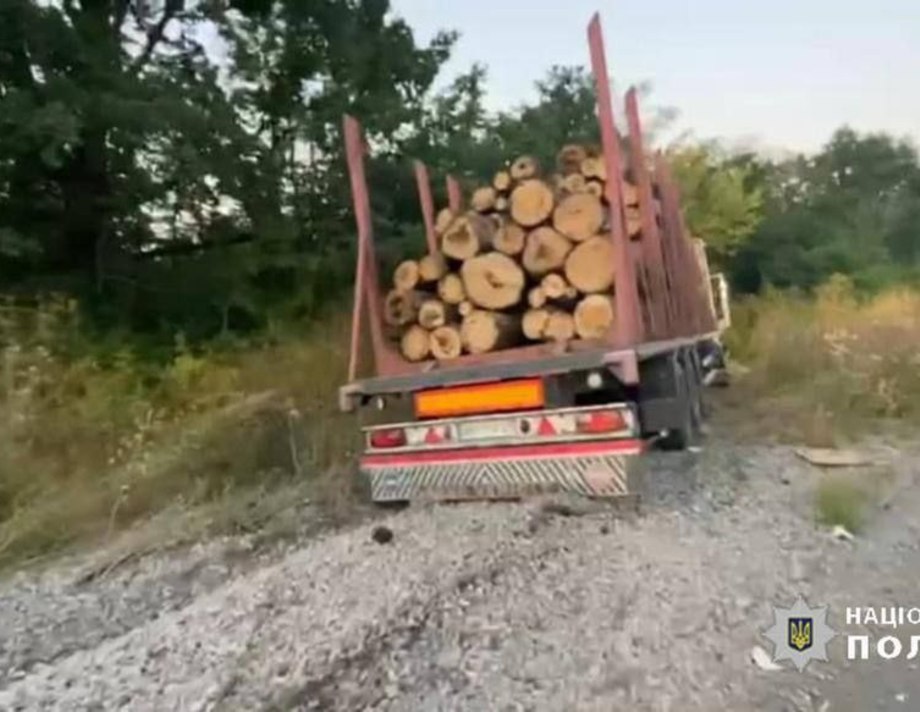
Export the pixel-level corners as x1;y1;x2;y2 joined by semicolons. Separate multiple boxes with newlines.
338;13;730;503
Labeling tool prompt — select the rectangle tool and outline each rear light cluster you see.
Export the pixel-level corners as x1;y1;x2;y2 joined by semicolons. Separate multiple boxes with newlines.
366;407;632;451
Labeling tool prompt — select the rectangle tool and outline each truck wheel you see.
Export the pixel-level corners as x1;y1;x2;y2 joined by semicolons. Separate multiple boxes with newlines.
658;362;702;451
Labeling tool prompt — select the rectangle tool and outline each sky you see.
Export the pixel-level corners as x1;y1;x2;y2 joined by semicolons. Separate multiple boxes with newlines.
390;0;920;155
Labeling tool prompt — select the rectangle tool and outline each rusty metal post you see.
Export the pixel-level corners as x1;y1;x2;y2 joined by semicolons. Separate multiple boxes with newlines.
446;175;463;213
343;115;388;379
413;160;438;254
625;87;675;339
587;14;643;347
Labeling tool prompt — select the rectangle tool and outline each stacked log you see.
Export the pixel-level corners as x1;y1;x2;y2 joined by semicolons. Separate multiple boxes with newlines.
384;145;648;361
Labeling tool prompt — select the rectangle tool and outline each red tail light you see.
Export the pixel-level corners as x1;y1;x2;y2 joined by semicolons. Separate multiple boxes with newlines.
576;410;627;434
370;428;406;449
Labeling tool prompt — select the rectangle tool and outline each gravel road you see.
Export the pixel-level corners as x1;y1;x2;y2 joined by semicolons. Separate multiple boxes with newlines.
1;435;919;711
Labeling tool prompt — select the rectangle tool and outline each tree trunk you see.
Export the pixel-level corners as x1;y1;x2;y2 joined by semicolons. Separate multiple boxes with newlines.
510;179;555;227
393;259;420;292
471;186;497;212
544;309;576;343
557;144;589;175
461;310;521;354
493;170;513;192
574;295;615;339
438;273;466;305
429;325;463;360
523;308;550;340
493;220;526;256
565;235;616;293
522;227;573;276
384;289;424;326
400;324;431;361
418;298;457;329
441;213;496;261
461;252;526;309
553;192;604;243
418;252;448;284
510;155;539;180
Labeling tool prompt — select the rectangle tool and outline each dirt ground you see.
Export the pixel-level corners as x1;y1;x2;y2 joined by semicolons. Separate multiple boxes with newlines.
1;413;919;711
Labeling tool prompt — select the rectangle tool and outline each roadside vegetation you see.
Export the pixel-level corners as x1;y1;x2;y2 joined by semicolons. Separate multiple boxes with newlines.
1;1;919;569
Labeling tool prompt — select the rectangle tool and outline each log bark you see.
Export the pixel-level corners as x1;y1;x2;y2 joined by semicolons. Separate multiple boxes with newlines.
493;220;526;256
522;227;573;276
493;170;512;192
461;310;521;354
418;252;448;284
564;235;616;293
561;173;587;194
510;155;539;180
400;324;431;361
441;213;496;261
384;289;423;326
435;208;455;235
393;259;419;292
522;308;549;340
510;179;555;227
544;309;576;343
581;156;607;181
437;273;466;305
553;193;605;242
460;252;526;309
471;186;497;213
574;295;615;340
557;144;589;175
429;325;462;360
458;300;474;317
527;286;547;309
418;299;457;329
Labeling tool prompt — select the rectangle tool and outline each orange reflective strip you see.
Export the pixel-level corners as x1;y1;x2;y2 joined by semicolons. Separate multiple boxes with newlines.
414;379;545;418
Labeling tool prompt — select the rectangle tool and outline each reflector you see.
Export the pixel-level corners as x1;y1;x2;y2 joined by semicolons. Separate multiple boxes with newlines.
576;410;626;434
370;428;406;448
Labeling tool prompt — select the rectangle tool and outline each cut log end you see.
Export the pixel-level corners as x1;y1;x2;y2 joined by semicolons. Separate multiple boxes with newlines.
384;290;422;327
437;273;466;305
441;213;496;261
471;186;497;213
522;227;573;276
510;155;539;181
523;308;550;340
581;156;607;181
510;179;555;228
461;310;521;354
553;193;605;242
435;208;455;236
493;221;526;256
561;173;588;195
400;324;431;362
574;295;615;340
544;310;576;343
461;252;526;309
418;252;448;283
458;300;474;317
418;299;455;330
622;180;639;207
586;180;604;200
429;325;462;360
557;144;589;175
564;235;616;294
393;260;420;292
540;273;570;300
493;170;513;192
528;286;547;309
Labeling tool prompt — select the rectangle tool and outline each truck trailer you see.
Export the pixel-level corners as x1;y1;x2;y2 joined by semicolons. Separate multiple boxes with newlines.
338;13;729;503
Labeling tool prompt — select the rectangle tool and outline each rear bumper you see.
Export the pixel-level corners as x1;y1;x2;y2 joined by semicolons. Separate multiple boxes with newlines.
361;438;644;501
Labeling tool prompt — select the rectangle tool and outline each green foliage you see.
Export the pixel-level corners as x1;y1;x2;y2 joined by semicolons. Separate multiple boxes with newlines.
668;144;764;265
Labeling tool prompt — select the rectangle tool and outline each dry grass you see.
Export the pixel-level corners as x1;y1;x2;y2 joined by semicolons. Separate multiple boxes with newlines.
723;277;920;443
0;298;362;570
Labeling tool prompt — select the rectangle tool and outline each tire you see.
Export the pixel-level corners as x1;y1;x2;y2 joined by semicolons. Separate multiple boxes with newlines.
657;359;703;451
